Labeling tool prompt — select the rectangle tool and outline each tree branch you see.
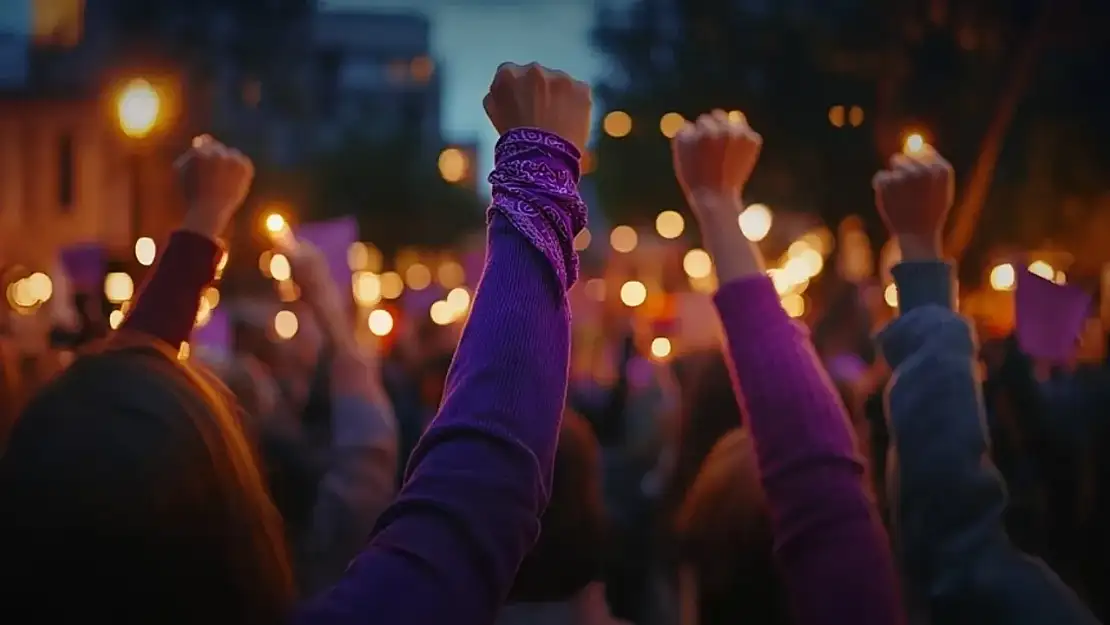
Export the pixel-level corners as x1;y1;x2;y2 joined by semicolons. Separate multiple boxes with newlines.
943;1;1059;260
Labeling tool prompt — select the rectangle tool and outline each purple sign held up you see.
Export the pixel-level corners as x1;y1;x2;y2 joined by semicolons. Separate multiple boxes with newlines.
60;243;107;292
1016;268;1091;362
296;216;359;291
192;308;231;354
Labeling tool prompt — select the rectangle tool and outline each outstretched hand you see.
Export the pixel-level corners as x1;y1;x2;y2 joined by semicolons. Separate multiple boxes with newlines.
483;62;592;152
672;109;762;212
872;147;953;260
177;134;254;241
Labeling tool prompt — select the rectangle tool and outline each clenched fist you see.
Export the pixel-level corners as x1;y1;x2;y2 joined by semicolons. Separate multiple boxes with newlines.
177;134;254;240
483;62;592;152
872;148;954;258
672;110;762;206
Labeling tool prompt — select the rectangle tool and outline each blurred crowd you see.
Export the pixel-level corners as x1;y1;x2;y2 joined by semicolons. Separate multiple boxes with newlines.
1;62;1108;625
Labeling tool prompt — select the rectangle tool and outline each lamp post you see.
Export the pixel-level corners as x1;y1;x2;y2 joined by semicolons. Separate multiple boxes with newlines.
116;78;161;242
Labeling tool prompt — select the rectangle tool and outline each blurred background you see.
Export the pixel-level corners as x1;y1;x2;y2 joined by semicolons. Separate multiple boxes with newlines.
1;0;1109;354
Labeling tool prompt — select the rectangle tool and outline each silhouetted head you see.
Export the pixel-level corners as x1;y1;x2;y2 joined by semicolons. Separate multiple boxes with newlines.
662;350;740;524
676;428;790;625
508;411;607;603
0;338;295;624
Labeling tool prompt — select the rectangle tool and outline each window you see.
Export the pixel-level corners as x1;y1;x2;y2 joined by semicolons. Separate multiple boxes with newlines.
32;0;84;48
57;132;74;212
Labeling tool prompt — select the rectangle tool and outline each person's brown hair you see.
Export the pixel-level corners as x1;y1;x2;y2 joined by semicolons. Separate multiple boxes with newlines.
0;336;295;624
508;411;608;603
0;337;23;450
675;428;791;624
662;350;743;527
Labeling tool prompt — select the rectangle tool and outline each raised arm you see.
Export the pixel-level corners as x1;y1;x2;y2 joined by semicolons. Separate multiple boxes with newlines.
672;111;902;625
872;149;1097;625
123;136;254;348
287;243;399;593
292;63;591;625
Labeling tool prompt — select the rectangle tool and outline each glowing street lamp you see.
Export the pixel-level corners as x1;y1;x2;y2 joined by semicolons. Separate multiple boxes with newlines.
117;79;161;139
117;78;163;242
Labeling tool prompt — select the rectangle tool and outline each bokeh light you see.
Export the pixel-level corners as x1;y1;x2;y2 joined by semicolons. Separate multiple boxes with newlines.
274;310;299;340
610;226;638;254
782;293;806;318
353;271;382;306
660;112;685;138
348;242;369;271
683;249;713;279
135;237;156;266
104;272;134;304
380;271;404;299
603;111;632;138
574;228;592;251
437;261;465;289
446;287;471;315
739;204;772;242
109;309;125;330
269;253;291;282
989;263;1016;291
438;148;469;183
650;337;672;360
655;211;685;239
430;300;454;326
405;263;432;290
368;309;395;336
265;213;287;234
903;132;926;155
620;280;647;307
117;78;160;138
884;284;899;308
1028;260;1055;281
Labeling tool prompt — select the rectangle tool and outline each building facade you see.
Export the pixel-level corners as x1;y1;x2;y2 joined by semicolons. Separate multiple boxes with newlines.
0;97;167;269
1;3;450;270
310;11;442;153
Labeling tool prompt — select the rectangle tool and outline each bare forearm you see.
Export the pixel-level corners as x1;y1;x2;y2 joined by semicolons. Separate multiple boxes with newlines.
690;193;764;283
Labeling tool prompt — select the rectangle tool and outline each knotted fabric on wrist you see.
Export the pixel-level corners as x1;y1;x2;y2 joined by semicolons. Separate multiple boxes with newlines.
488;128;588;291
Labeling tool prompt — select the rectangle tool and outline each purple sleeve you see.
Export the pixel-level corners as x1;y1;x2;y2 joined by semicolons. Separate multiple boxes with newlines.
292;128;584;625
121;230;222;348
712;276;904;625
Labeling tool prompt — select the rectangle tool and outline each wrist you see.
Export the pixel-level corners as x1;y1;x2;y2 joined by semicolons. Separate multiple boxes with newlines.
895;233;943;261
688;190;740;218
180;210;224;242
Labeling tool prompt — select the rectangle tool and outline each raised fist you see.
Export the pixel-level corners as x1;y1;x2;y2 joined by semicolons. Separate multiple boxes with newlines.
287;242;336;310
872;148;954;248
672;110;762;203
483;62;592;152
177;134;254;240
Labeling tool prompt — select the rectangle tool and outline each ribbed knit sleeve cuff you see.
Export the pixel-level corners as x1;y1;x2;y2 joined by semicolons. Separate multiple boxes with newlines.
121;229;223;348
890;260;956;313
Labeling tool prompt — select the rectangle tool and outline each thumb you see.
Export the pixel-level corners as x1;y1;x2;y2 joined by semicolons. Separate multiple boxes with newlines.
483;94;499;127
